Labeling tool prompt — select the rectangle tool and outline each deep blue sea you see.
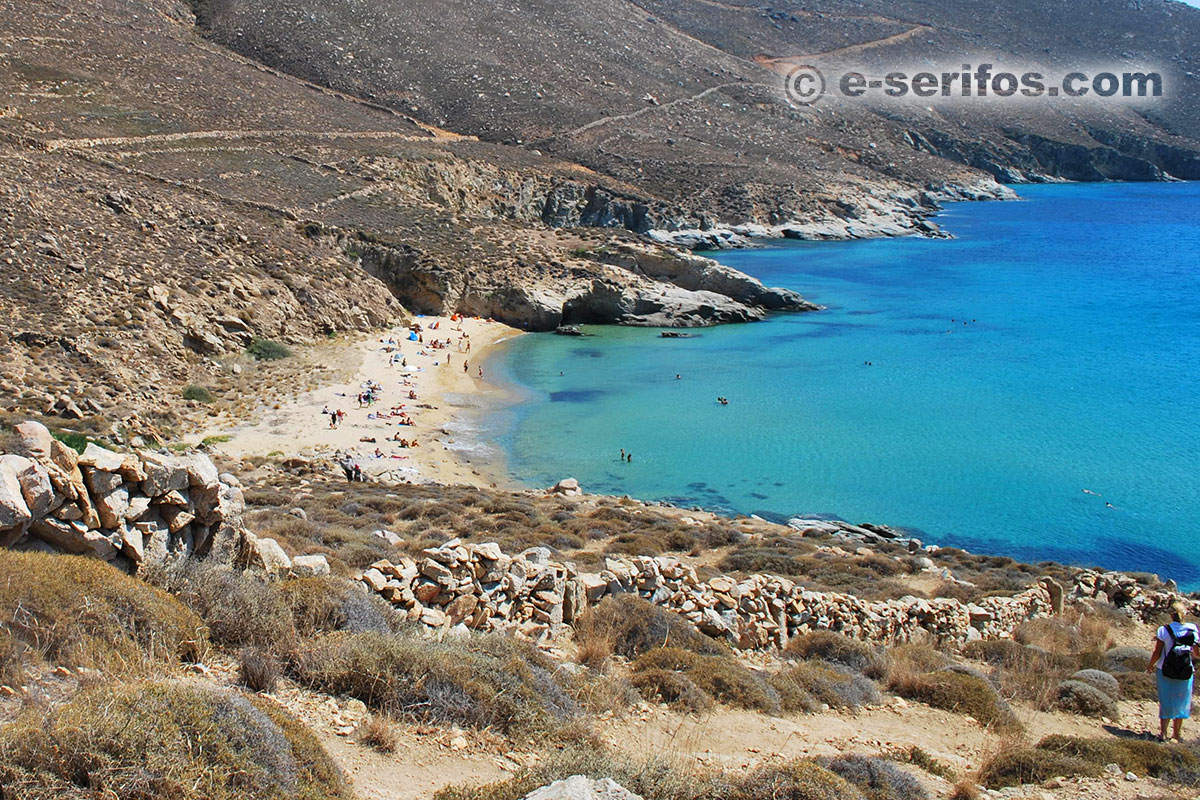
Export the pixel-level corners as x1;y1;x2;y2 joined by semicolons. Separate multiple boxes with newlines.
486;183;1200;586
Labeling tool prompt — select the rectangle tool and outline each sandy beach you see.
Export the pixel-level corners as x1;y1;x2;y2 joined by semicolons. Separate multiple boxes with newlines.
194;316;523;487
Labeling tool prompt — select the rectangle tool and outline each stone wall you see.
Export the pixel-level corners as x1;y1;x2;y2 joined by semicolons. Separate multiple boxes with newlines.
0;421;280;572
357;539;1070;649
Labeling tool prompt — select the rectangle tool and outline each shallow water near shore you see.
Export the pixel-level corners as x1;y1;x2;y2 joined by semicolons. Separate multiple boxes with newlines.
489;183;1200;587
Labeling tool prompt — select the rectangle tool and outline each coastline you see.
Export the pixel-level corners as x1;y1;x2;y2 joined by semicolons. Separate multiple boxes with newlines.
194;315;525;489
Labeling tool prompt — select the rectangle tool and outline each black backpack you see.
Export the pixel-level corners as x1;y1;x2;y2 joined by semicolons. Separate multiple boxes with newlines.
1162;625;1196;680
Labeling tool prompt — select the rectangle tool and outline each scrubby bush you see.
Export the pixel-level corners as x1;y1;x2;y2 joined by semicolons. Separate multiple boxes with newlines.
978;748;1099;789
889;669;1021;732
574;594;727;662
1055;679;1119;718
1036;734;1200;784
982;735;1200;789
1116;670;1158;700
277;576;399;638
785;632;887;679
632;647;780;713
821;755;928;800
734;759;866;800
777;661;879;710
182;384;214;402
1105;646;1152;673
947;781;981;800
1069;668;1119;697
292;631;580;736
240;646;281;692
765;670;821;714
0;681;349;799
357;716;398;754
248;337;293;361
631;669;715;713
887;747;955;781
0;550;206;682
155;561;296;652
435;746;730;800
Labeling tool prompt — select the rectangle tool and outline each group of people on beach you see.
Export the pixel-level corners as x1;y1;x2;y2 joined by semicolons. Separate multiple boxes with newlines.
323;315;495;484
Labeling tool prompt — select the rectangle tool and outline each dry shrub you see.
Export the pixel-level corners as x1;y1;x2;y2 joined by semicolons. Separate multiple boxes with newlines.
776;661;879;710
886;747;955;782
733;759;865;800
1013;617;1082;654
983;735;1200;790
1068;668;1119;697
240;646;281;692
820;755;928;800
632;647;780;713
0;681;349;799
1105;646;1152;673
1116;670;1157;700
1036;734;1200;785
889;670;1021;732
1055;679;1118;718
155;560;296;652
357;716;397;753
631;668;715;713
434;745;730;800
0;550;206;682
292;630;580;737
575;594;727;661
277;576;398;637
978;747;1099;789
785;631;887;679
947;780;981;800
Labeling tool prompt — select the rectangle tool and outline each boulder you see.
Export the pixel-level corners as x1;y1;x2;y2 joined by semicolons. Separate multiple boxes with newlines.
0;462;33;539
372;528;404;547
0;454;55;518
551;478;582;496
245;533;292;577
49;438;79;472
29;517;116;559
140;452;189;496
92;484;131;529
522;776;644;800
77;442;126;472
13;421;53;462
292;554;331;577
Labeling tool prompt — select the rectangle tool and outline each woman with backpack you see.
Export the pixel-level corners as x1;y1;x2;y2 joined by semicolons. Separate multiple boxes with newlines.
1146;601;1200;742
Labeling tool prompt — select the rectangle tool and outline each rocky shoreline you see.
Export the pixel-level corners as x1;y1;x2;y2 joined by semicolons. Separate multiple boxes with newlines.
647;177;1017;250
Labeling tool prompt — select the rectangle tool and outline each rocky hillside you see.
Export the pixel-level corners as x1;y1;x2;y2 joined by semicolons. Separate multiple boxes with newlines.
3;0;1198;432
195;0;1200;223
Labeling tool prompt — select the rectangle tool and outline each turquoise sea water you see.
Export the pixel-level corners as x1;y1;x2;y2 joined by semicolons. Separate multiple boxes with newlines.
487;183;1200;586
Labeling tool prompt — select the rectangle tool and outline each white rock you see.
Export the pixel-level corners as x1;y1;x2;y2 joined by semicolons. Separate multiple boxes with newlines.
292;554;331;577
77;442;125;472
522;776;644;800
0;462;33;534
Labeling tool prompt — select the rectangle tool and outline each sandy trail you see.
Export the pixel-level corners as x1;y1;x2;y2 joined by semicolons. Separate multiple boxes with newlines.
195;315;523;487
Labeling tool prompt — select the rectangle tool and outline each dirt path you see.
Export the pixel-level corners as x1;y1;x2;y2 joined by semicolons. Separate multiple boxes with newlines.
752;25;932;76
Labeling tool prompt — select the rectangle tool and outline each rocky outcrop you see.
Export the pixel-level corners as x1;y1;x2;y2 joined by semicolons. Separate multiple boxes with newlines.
356;236;815;331
0;421;281;575
907;128;1200;184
